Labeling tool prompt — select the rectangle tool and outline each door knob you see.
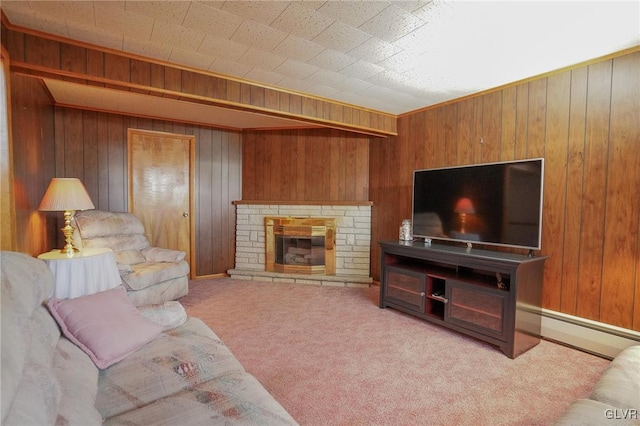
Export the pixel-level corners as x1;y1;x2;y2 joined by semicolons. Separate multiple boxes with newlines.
182;212;189;217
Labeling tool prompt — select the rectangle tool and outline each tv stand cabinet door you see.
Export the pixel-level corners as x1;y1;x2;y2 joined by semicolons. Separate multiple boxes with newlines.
445;279;507;341
383;266;426;313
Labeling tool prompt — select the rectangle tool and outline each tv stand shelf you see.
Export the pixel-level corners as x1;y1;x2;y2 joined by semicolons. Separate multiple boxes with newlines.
379;241;547;358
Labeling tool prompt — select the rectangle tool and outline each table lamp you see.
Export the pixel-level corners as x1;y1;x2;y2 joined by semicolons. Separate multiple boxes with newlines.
454;197;475;234
39;178;95;255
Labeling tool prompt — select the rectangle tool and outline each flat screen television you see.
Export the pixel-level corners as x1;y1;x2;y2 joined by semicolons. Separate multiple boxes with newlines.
412;158;544;251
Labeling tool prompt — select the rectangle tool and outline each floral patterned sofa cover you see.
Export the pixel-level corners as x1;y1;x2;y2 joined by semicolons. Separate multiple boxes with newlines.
1;251;297;425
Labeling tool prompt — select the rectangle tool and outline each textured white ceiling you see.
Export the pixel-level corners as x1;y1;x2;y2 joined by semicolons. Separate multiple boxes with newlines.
2;1;639;115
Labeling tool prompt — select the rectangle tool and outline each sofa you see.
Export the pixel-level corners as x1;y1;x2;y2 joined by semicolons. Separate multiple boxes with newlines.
554;344;640;425
74;210;190;307
1;251;297;425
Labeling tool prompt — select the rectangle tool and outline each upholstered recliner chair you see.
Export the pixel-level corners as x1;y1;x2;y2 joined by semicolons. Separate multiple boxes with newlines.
73;210;189;306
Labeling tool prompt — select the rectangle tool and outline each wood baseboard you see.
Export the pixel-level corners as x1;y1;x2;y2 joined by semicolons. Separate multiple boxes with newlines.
539;309;640;359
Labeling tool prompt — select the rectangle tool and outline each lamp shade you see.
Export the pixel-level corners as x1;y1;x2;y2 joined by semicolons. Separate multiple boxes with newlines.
454;197;475;215
39;178;95;211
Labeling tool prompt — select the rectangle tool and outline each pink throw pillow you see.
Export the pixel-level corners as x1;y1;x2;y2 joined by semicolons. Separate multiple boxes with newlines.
47;286;163;369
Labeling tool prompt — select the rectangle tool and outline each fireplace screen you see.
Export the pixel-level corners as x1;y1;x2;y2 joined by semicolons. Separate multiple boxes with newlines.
265;217;336;275
275;236;326;267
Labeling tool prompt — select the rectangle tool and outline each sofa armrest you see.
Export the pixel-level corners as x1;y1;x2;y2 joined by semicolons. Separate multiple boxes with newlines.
138;301;188;331
116;263;133;274
141;247;185;263
589;345;640;410
554;399;638;425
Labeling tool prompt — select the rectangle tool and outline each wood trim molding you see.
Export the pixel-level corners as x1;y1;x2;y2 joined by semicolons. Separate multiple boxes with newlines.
0;44;17;251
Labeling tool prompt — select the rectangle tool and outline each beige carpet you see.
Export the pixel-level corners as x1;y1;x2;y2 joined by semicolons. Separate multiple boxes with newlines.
179;278;609;426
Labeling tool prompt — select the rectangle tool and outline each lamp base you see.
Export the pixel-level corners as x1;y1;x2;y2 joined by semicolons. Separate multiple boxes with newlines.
59;210;80;256
59;244;79;256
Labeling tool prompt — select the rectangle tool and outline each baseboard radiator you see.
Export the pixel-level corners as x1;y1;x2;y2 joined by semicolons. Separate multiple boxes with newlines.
539;309;640;359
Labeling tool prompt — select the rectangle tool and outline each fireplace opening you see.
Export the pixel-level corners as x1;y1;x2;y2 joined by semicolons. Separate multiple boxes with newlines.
276;236;326;267
265;217;336;275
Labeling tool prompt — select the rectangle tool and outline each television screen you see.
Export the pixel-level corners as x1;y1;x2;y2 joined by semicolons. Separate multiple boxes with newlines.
412;158;544;250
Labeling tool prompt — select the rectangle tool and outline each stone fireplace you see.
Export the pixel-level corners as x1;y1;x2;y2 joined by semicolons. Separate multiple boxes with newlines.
228;201;373;287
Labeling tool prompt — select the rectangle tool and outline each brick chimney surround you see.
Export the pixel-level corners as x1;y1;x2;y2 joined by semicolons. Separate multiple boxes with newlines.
228;201;373;287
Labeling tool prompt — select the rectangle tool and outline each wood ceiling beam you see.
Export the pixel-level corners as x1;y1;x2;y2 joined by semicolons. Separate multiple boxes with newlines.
2;23;397;137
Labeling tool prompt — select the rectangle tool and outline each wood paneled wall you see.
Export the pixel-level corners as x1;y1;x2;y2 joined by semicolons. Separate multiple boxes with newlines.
10;73;242;277
242;129;371;202
370;50;640;331
10;73;56;256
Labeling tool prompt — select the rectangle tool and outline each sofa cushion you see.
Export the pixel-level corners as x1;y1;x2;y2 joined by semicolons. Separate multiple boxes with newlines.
47;286;163;369
1;251;59;425
83;234;150;253
75;210;146;239
53;337;102;425
3;306;63;426
122;260;190;291
103;372;298;426
75;210;151;253
590;345;640;410
96;317;245;419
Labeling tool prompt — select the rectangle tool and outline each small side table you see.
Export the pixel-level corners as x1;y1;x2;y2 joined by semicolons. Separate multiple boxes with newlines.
37;247;122;299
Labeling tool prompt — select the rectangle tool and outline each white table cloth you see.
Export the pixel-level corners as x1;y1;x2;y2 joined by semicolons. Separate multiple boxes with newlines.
38;247;122;299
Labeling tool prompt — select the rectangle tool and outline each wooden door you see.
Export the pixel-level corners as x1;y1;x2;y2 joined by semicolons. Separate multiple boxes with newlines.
127;129;195;277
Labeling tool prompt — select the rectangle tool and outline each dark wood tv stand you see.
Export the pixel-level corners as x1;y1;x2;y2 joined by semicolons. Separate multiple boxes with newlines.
379;241;547;358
